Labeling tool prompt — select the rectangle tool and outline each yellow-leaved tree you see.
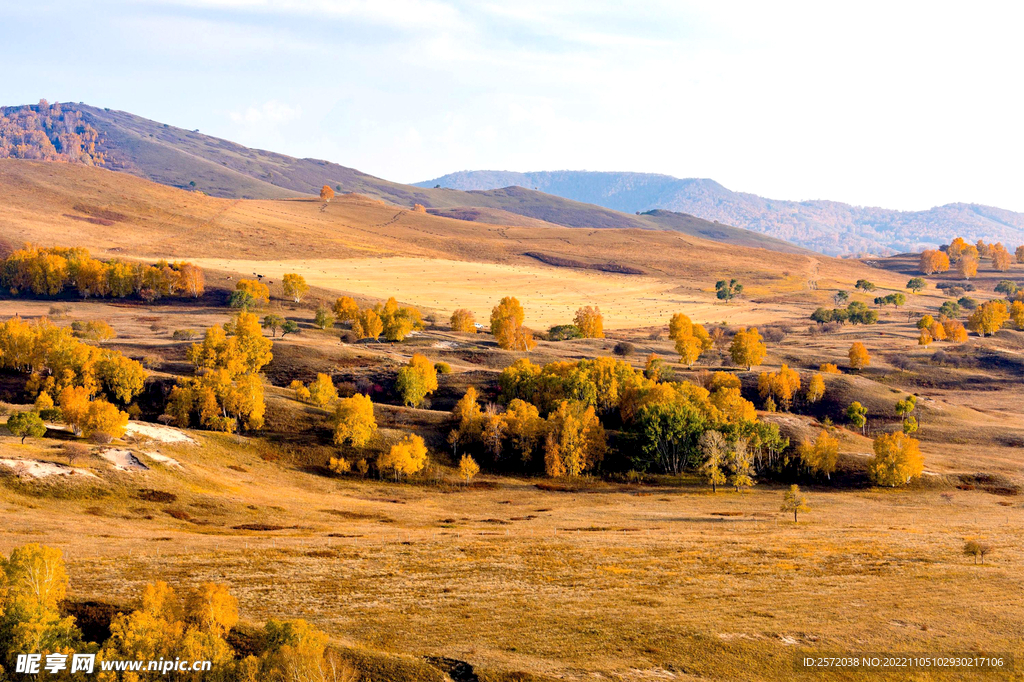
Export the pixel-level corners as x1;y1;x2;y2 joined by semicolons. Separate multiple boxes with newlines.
458;454;480;484
450;308;477;333
332;394;377;447
395;353;438;407
729;327;767;370
757;364;801;411
967;300;1009;336
848;341;870;370
806;373;825;403
306;373;338;408
352;308;383;340
332;296;359;323
868;431;924;486
799;429;839;478
281;273;309;303
543;400;605;477
490;296;536;351
668;313;712;366
573;306;605;338
378;433;428;480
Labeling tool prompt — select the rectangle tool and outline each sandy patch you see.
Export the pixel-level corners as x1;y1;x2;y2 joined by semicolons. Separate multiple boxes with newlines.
184;256;775;329
99;448;149;472
0;458;97;479
125;421;197;445
143;451;182;468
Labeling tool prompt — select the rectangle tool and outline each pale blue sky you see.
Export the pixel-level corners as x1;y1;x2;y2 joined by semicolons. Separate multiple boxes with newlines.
3;1;1023;211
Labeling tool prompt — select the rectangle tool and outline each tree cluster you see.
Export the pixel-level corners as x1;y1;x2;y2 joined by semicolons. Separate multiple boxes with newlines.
1;246;204;301
0;101;104;164
0;542;357;682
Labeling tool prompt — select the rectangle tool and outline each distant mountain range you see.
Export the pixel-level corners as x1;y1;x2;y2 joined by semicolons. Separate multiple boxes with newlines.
0;102;807;255
416;170;1024;256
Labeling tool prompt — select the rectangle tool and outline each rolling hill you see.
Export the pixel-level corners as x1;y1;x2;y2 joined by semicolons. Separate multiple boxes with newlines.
416;170;1024;256
0;101;806;254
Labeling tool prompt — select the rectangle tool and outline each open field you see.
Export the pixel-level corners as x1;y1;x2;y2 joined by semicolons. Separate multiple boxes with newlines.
183;256;805;330
1;160;1024;681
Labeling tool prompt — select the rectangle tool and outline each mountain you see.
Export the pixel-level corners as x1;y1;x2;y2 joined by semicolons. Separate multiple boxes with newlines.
0;102;808;255
416;170;1024;256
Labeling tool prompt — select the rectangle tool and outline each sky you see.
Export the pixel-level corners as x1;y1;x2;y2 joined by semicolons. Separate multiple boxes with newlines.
3;1;1024;211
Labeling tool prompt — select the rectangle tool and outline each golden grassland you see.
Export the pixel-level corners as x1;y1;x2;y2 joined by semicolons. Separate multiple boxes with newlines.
1;285;1023;680
2;160;1024;680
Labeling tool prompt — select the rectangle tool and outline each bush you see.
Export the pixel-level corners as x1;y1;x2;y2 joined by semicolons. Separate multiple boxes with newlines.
90;431;114;444
434;361;452;374
613;341;635;357
172;329;197;341
888;354;914;371
761;326;786;343
958;296;978;310
547;324;581;341
339;330;357;344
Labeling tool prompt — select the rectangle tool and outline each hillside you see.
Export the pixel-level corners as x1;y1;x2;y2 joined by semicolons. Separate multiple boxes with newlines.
0;102;806;254
0;159;895;329
416;170;1024;256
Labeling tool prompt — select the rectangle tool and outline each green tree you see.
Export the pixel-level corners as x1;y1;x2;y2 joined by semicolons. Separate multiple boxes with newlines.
262;314;284;337
906;277;927;293
847;401;868;434
395;354;438;407
313;306;335;330
6;411;46;443
715;279;743;302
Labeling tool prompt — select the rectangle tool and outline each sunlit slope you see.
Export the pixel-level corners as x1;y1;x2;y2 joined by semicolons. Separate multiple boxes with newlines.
0;160;904;325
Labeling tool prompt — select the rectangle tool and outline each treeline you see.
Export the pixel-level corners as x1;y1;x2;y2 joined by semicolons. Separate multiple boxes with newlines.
921;237;1024;276
0;316;145;439
0;100;104;165
1;246;205;301
0;543;357;681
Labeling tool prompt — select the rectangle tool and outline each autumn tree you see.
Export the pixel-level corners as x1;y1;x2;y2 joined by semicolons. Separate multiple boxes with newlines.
332;394;376;447
503;398;543;461
306;373;338;408
458;454;480;484
848;342;870;370
450;308;477;333
729;327;767;370
1017;245;1024;264
806;373;825;404
233;279;270;308
669;313;712;366
781;484;810;522
1010;301;1024;331
967;300;1009;336
375;297;424;342
491;296;535;351
543;400;605;477
395;353;438;407
757;364;801;411
820;363;840;374
698;430;727;492
799;429;839;478
919;249;950;274
895;395;918;434
452;386;485;440
352;308;383;340
990;243;1012;271
727;438;755;491
573;306;604;338
957;256;978;280
868;431;924;486
319;185;335;204
6;411;46;443
942;316;969;342
282;274;309;303
332;296;359;323
378;433;428;480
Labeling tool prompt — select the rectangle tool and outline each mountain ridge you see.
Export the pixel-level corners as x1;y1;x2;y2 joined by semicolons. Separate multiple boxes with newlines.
0;101;809;255
416;170;1024;256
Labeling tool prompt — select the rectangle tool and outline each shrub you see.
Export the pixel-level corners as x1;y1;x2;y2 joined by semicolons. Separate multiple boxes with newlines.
547;324;581;341
613;341;635;357
434;361;452;374
172;329;197;341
